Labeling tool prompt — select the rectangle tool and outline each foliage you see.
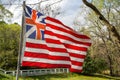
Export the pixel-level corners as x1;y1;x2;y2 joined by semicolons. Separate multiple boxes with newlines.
0;5;13;22
91;0;120;76
0;73;15;80
82;52;107;74
75;0;120;76
0;22;20;70
82;53;96;74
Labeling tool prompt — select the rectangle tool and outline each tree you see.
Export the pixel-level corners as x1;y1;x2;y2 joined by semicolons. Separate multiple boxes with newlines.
79;0;120;76
0;5;13;22
82;51;107;75
73;0;120;76
35;0;63;18
82;0;120;46
0;22;20;70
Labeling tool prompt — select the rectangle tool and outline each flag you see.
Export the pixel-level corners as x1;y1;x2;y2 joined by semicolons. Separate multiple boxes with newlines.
21;6;92;72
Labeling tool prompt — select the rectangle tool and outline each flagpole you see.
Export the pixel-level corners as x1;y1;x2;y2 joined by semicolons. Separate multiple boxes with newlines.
16;1;26;80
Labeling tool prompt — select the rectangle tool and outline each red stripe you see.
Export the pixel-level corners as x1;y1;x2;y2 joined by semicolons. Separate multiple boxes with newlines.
22;61;70;68
64;44;87;51
24;51;70;60
45;30;91;46
45;38;62;44
26;42;47;49
69;53;86;59
70;68;82;73
46;23;90;39
71;61;83;66
26;42;67;52
46;17;65;27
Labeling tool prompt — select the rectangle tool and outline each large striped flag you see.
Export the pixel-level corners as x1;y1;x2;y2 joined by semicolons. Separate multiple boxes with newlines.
21;6;92;72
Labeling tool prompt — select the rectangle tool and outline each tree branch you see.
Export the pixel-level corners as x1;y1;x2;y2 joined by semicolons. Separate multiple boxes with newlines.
82;0;120;45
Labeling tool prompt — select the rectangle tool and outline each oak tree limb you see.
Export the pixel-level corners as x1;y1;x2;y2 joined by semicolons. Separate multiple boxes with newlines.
82;0;120;45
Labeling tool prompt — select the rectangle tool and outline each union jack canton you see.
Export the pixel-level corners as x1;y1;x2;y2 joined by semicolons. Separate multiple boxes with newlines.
25;6;46;40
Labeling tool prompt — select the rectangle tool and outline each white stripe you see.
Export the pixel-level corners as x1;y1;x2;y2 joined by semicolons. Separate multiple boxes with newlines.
26;27;36;38
26;38;65;48
25;7;31;17
67;49;87;55
71;65;82;70
46;27;91;43
26;38;46;44
45;34;58;40
70;57;84;62
26;23;36;27
61;39;89;48
47;43;65;48
25;47;48;53
37;15;46;22
45;34;89;48
22;57;71;65
25;47;69;57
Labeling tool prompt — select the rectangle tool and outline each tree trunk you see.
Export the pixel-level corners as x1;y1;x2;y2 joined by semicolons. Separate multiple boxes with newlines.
82;0;120;46
107;55;113;76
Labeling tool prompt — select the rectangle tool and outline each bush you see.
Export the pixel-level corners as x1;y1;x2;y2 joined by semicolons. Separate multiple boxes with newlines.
82;52;107;75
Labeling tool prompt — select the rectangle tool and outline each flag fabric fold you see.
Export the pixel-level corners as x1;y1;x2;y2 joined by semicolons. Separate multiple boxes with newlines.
21;5;92;72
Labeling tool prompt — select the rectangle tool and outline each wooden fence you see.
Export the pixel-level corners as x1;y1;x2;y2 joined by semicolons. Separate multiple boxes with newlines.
0;68;69;76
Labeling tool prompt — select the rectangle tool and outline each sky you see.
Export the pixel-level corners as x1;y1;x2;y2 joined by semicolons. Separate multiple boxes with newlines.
1;0;85;29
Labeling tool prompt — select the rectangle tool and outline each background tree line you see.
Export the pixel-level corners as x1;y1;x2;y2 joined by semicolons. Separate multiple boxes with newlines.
0;2;20;70
0;0;120;76
0;21;20;70
76;0;120;76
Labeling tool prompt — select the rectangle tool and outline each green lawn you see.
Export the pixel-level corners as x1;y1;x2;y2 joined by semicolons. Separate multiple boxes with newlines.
1;73;120;80
0;73;15;80
21;74;107;80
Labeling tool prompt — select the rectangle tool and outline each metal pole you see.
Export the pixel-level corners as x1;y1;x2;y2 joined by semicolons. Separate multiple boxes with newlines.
16;1;25;80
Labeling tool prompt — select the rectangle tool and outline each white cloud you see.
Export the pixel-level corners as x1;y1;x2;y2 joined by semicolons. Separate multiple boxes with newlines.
2;0;84;29
56;0;83;29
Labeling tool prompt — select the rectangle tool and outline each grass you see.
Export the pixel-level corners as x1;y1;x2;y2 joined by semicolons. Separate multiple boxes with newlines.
0;73;15;80
1;73;120;80
20;73;120;80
